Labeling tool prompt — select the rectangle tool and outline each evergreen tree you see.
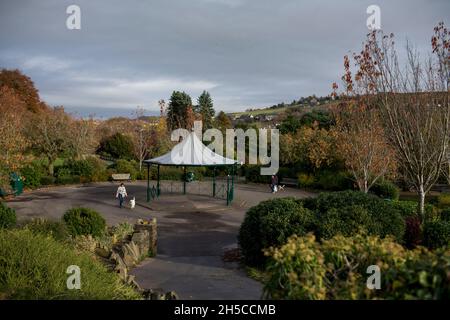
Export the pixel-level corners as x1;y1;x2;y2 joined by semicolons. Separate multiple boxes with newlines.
166;91;192;131
197;91;215;129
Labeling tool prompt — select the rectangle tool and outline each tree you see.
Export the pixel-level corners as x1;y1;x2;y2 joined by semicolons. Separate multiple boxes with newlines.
197;91;215;129
280;122;338;170
0;69;47;113
97;132;135;160
0;86;29;180
333;103;397;193
215;111;232;132
29;107;73;175
279;115;301;134
132;107;151;172
166;91;193;131
340;23;449;216
69;117;97;160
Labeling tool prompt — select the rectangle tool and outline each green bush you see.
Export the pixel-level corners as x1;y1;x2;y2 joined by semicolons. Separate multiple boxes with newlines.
24;218;69;242
423;220;450;249
242;165;270;184
85;157;109;182
391;200;419;217
97;133;135;160
297;173;314;188
21;164;43;189
0;229;140;299
316;205;374;239
438;193;450;209
150;166;183;180
313;170;353;191
370;180;399;200
56;175;74;185
238;198;315;266
63;208;106;237
264;233;450;300
0;202;16;229
115;160;138;180
305;191;405;242
40;176;55;186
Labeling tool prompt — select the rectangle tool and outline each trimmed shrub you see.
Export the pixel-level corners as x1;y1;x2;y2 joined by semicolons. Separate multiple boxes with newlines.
56;175;74;185
423;220;450;249
370;180;399;200
392;200;419;217
21;164;43;189
0;229;140;299
0;202;16;229
63;207;106;237
40;176;55;186
24;218;69;242
316;205;375;239
264;233;450;300
305;191;405;242
238;198;315;266
66;159;95;178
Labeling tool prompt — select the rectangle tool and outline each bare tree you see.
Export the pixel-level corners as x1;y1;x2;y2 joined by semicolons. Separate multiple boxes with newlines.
344;23;449;216
69;117;97;159
132;106;151;172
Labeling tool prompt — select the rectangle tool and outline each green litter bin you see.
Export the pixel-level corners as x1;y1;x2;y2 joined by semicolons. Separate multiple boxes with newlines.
10;172;23;196
185;172;195;182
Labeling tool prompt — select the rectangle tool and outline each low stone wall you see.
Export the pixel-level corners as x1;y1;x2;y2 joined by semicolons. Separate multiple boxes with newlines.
107;218;179;299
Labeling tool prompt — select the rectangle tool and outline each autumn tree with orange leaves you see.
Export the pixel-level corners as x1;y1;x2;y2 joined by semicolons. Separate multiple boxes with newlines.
0;86;30;186
332;103;396;193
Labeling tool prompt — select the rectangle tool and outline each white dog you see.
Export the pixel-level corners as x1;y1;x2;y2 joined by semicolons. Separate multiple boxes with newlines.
129;197;136;209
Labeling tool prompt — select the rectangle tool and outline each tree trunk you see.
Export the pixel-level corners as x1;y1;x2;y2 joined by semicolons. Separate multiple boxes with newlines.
48;161;54;176
418;186;426;220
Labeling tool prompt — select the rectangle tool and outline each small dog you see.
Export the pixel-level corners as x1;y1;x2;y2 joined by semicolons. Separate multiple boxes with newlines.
129;197;136;209
278;185;285;191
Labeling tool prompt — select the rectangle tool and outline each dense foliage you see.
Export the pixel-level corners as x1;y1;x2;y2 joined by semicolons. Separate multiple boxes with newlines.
63;207;106;237
238;198;314;266
97;133;135;160
264;233;450;300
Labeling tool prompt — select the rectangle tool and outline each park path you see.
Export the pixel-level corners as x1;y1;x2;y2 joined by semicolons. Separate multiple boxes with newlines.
7;181;314;299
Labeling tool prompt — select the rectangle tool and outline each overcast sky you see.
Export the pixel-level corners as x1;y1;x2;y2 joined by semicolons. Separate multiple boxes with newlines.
0;0;448;117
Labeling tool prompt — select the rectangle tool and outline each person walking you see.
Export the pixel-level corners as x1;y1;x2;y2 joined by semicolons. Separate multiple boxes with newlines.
116;183;128;208
270;174;278;193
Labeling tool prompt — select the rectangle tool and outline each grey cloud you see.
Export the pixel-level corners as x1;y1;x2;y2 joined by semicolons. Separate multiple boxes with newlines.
0;0;448;115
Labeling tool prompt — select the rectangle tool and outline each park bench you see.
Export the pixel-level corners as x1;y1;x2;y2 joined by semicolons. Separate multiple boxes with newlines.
111;173;131;182
279;177;298;189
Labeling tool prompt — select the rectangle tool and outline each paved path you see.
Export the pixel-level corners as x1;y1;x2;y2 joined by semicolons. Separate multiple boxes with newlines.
7;181;314;300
